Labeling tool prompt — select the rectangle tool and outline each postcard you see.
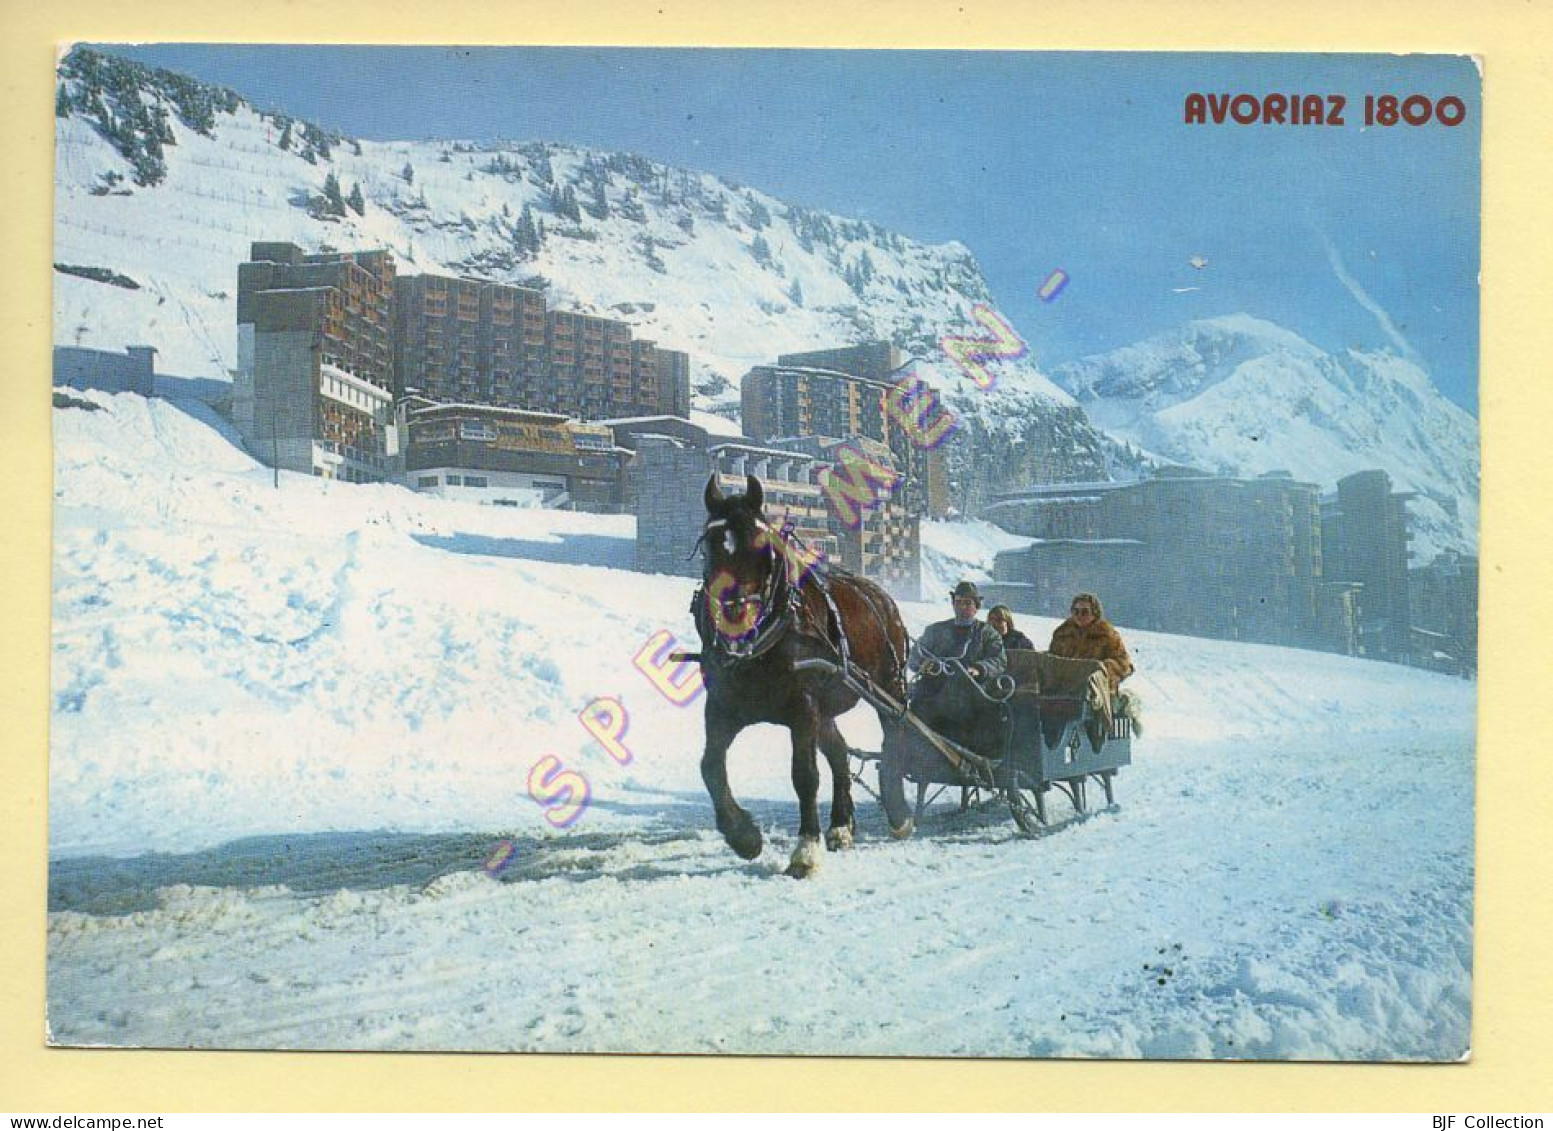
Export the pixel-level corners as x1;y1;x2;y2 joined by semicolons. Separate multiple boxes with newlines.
47;45;1479;1060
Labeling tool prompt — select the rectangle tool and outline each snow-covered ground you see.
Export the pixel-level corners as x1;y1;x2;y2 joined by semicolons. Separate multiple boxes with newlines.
48;390;1474;1059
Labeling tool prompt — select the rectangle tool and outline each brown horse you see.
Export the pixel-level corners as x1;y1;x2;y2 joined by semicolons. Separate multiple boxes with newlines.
694;474;910;877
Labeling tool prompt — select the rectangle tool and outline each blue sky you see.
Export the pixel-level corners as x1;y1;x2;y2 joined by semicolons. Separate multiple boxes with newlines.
100;46;1481;414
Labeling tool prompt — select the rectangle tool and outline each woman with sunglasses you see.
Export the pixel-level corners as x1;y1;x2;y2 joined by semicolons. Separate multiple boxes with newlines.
1048;592;1134;692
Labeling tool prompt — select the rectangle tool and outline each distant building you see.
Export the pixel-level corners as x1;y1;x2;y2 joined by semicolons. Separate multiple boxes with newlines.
626;430;837;579
400;397;623;512
1410;549;1478;673
1321;470;1415;662
649;346;692;419
393;274;548;407
985;467;1324;648
769;434;921;599
53;345;157;397
393;273;689;421
1317;581;1365;658
234;241;398;482
741;347;941;518
237;240;694;485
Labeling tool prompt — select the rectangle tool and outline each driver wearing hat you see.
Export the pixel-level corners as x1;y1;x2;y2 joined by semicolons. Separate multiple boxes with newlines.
908;580;1007;689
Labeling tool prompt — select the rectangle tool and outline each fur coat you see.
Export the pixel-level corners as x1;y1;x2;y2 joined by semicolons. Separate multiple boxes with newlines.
1047;593;1133;691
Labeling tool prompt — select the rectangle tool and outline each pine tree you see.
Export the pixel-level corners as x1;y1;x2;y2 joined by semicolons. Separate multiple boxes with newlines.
619;191;646;223
278;122;292;151
530;145;554;184
401;161;414;184
743;194;771;230
347;182;366;216
324;172;346;216
788;278;804;307
516;204;540;254
751;234;772;267
56;85;72;118
587;176;610;219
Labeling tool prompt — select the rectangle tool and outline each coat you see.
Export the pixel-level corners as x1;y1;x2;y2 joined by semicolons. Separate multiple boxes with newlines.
1048;595;1133;691
910;617;1007;682
999;628;1036;651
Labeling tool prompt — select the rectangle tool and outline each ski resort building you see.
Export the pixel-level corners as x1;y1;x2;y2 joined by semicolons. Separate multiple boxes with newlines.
767;434;920;598
392;274;690;421
741;346;939;518
776;341;906;383
983;467;1325;649
237;241;692;484
399;398;624;511
234;242;399;483
1321;470;1416;663
625;428;838;579
1409;550;1478;674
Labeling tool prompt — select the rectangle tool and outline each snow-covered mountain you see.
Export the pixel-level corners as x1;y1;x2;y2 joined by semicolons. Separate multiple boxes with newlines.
1051;314;1480;559
52;47;1105;500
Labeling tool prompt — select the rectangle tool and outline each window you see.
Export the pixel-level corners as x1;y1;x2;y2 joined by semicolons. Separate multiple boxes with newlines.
418;476;439;488
465;476;488;488
446;475;463;486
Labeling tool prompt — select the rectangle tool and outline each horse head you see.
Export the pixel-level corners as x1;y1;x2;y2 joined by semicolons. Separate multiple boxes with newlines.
702;474;774;644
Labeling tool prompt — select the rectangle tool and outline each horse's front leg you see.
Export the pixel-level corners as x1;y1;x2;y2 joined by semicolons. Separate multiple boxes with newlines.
786;707;824;878
818;717;856;851
701;708;762;860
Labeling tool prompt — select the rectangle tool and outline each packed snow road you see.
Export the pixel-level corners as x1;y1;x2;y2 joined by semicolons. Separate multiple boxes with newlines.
47;393;1474;1059
49;728;1471;1058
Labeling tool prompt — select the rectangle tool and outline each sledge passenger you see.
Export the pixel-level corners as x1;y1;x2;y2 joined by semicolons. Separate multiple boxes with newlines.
986;604;1036;651
1048;591;1133;693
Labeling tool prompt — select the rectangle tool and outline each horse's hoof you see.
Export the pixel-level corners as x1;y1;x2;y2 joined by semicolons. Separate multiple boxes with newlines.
724;818;763;861
785;836;823;878
888;817;915;840
825;826;854;851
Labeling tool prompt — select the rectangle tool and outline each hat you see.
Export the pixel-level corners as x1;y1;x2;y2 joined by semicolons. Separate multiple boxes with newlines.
949;581;982;603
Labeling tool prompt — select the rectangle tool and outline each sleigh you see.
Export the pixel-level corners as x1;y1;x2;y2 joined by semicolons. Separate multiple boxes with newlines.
794;649;1134;837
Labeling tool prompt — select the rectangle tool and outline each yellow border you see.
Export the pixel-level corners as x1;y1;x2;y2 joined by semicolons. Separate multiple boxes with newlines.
5;0;1549;1113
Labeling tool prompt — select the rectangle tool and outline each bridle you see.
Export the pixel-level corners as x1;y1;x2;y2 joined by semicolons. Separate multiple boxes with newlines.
695;517;803;664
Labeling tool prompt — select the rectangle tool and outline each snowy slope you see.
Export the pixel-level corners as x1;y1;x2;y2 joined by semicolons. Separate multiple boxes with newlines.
48;390;1474;1059
920;518;1037;597
1052;315;1480;558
